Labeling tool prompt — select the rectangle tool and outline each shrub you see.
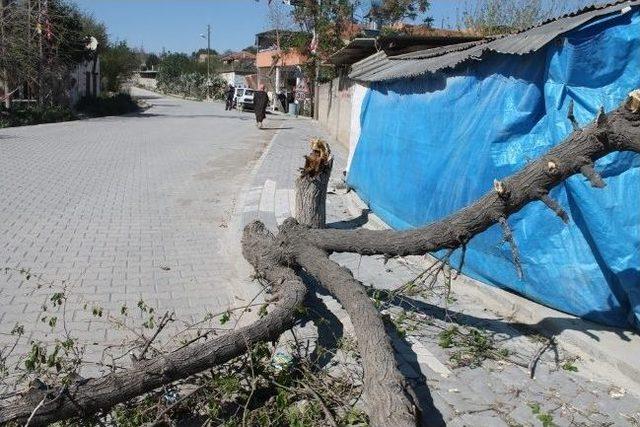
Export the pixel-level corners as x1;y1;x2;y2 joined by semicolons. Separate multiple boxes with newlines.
101;41;140;92
156;53;227;101
156;71;226;101
0;104;76;128
75;93;140;117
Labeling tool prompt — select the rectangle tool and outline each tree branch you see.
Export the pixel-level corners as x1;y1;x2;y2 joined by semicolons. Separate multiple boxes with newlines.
0;222;308;425
281;220;418;426
303;101;640;256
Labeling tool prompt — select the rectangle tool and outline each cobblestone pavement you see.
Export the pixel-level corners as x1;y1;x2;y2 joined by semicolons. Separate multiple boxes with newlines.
242;118;640;426
0;88;277;369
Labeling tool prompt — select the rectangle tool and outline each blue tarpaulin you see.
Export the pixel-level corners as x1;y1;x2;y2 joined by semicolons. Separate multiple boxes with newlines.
347;10;640;329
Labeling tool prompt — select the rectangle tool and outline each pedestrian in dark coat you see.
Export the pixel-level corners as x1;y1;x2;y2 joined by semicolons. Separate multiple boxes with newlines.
225;85;235;110
253;85;268;128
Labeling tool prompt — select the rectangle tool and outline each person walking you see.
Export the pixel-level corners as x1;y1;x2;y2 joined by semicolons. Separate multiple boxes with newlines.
253;84;268;128
225;84;235;110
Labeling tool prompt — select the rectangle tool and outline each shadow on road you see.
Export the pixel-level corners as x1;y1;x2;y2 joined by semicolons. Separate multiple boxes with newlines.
327;209;370;230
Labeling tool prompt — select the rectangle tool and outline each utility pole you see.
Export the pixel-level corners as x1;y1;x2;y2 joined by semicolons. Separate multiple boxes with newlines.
38;0;43;105
201;24;211;99
1;0;9;108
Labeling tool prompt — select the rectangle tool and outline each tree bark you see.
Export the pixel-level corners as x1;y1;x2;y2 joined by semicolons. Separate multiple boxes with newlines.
295;156;333;228
0;222;307;425
280;219;418;426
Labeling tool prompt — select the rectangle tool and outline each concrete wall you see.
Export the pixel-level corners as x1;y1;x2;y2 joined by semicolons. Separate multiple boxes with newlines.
135;76;158;90
220;72;249;88
316;75;355;151
69;58;101;105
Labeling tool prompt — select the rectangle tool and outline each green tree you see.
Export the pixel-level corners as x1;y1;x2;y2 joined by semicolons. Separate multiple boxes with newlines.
144;53;160;70
1;0;103;106
100;41;139;92
369;0;432;25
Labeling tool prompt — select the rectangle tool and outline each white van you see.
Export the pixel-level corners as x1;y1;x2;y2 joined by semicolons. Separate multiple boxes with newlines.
234;88;254;111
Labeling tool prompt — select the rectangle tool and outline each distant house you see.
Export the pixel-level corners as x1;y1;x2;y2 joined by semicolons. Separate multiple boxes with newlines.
219;51;256;88
255;30;309;95
1;57;100;108
318;28;482;147
197;52;214;63
68;58;101;105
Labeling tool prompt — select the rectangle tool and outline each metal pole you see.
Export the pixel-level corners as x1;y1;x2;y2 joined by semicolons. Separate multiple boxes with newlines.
207;24;211;99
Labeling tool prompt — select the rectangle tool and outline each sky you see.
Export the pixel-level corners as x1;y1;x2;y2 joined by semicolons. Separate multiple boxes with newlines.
72;0;591;55
73;0;465;54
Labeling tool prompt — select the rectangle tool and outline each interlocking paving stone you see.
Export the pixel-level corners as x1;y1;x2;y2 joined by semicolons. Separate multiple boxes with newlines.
0;88;272;372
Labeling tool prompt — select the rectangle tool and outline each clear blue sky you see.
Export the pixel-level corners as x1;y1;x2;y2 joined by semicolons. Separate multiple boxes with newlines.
72;0;591;54
72;0;465;54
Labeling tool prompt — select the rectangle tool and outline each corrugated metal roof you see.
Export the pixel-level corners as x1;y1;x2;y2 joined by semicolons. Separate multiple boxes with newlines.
350;0;640;82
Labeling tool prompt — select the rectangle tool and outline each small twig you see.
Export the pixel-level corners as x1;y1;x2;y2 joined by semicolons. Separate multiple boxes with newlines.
139;311;174;360
567;99;581;132
539;193;569;223
499;217;524;279
453;244;467;280
579;163;606;188
529;337;555;379
23;396;46;427
146;385;205;426
299;380;338;427
242;335;257;427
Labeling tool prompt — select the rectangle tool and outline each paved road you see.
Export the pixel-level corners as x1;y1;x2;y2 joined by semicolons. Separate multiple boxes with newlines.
0;89;277;363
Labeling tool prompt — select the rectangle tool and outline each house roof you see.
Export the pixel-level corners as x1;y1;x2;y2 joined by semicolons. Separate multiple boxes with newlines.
350;0;640;82
328;31;482;66
221;51;256;62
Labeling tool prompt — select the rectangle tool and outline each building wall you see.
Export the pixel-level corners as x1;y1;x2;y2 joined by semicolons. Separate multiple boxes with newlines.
220;72;249;88
316;75;356;154
256;49;306;68
69;58;101;105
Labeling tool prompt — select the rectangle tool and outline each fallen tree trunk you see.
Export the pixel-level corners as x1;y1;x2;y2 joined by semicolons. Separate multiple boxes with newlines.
291;232;419;425
304;101;640;258
0;222;307;425
2;91;638;426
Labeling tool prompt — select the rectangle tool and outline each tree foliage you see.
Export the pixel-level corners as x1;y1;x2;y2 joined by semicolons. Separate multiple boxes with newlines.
144;53;160;70
155;52;226;100
370;0;432;25
101;41;139;93
462;0;585;35
0;0;95;105
0;0;138;104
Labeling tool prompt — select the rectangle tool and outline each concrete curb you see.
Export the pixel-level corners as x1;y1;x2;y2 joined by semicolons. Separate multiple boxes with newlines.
228;128;283;308
343;187;640;396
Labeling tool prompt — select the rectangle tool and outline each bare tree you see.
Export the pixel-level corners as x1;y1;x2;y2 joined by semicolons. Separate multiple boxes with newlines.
461;0;595;35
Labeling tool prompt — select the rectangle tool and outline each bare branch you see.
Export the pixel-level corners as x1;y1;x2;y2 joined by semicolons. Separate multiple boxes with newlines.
579;163;606;188
538;192;569;223
567;99;580;132
499;217;523;279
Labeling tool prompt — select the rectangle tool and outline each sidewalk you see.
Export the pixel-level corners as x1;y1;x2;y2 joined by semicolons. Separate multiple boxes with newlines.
235;114;640;426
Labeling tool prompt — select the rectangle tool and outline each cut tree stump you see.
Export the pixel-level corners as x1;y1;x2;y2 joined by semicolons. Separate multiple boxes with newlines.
295;139;333;228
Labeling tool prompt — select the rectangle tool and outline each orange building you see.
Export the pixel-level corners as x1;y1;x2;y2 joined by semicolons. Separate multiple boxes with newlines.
254;30;309;98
